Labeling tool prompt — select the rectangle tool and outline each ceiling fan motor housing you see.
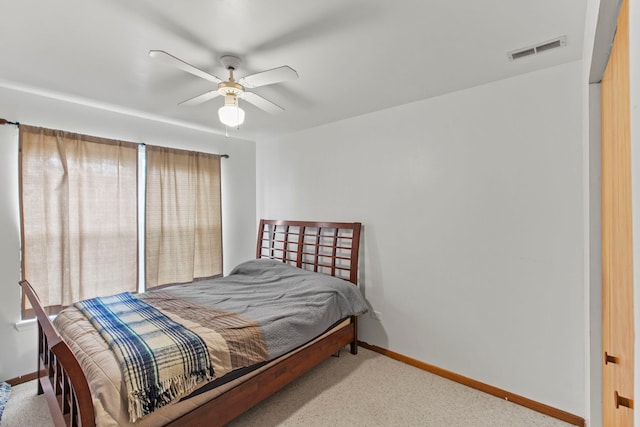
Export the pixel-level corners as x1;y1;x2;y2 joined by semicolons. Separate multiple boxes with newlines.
218;81;243;96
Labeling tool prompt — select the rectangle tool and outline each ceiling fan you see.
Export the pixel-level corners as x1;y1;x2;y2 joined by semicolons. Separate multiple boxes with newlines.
149;50;298;128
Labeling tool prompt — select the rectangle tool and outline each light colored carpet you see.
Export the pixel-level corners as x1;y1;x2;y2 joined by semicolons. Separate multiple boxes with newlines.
1;348;573;427
1;381;51;427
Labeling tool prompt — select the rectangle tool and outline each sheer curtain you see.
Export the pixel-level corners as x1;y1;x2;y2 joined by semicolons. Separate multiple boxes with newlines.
20;125;138;315
145;146;222;288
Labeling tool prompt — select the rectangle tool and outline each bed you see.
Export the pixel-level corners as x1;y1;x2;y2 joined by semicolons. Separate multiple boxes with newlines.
21;219;364;427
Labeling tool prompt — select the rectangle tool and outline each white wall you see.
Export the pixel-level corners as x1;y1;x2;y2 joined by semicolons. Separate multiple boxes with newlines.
0;124;27;382
257;61;586;416
583;1;604;425
587;83;603;427
0;87;257;380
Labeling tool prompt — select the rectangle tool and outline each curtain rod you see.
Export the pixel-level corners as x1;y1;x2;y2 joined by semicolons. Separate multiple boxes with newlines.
0;118;20;126
0;118;229;158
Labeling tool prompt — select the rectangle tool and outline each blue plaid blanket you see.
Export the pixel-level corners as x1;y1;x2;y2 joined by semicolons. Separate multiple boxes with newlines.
0;381;9;423
75;292;213;421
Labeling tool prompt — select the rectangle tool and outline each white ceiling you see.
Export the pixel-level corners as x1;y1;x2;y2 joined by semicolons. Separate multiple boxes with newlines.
0;0;587;141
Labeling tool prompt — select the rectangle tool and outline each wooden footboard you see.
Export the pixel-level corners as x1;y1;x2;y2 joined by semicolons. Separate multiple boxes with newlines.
20;280;96;427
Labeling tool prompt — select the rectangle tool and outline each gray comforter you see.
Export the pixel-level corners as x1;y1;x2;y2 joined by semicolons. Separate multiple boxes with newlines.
161;258;368;359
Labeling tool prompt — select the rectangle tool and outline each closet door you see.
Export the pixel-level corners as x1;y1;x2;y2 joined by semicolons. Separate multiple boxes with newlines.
601;0;634;424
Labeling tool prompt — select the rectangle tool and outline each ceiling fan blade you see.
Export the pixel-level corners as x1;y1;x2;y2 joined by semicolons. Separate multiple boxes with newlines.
239;66;298;89
241;92;284;114
247;4;369;55
149;50;222;84
179;90;221;106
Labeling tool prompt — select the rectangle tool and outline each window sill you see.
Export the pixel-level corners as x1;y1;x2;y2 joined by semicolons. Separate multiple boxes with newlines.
14;315;56;332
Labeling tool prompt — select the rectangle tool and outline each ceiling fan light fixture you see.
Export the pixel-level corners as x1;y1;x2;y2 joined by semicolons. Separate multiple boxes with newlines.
218;94;245;127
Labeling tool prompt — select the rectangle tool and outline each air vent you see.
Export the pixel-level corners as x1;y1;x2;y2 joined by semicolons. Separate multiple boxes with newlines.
511;48;535;60
507;36;567;61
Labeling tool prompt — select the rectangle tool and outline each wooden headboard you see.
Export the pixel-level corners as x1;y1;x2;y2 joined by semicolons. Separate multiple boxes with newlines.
256;219;362;285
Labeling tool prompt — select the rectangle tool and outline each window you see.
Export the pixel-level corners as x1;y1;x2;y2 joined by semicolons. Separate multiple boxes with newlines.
19;126;222;317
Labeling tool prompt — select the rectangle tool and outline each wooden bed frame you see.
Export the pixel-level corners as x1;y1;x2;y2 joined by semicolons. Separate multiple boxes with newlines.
20;219;362;427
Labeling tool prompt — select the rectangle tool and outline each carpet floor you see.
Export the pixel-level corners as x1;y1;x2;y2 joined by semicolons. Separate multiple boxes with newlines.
1;348;574;426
